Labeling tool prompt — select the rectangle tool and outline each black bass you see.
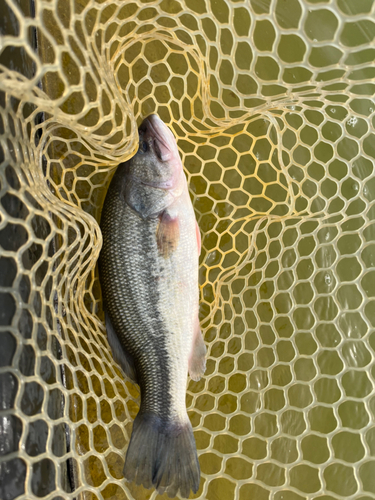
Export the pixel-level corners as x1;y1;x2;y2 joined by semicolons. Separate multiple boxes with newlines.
99;114;206;498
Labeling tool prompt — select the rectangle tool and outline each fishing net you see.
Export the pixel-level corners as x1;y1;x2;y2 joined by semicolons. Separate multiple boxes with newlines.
1;0;375;499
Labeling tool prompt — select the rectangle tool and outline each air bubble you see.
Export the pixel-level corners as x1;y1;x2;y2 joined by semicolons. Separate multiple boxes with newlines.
347;117;358;127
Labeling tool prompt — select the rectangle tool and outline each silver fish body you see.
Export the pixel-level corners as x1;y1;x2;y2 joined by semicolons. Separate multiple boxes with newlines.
99;115;206;498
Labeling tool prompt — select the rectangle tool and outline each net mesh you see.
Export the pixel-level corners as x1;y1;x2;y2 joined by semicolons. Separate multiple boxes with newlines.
1;0;375;499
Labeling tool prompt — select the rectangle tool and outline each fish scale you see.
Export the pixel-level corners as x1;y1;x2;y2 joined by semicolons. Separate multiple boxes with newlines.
101;190;172;416
99;114;206;497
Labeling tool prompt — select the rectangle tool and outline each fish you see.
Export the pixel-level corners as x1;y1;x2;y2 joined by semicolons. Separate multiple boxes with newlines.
99;114;206;498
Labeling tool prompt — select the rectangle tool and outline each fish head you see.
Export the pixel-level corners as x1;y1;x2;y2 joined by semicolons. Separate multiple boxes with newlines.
119;115;186;219
127;114;183;193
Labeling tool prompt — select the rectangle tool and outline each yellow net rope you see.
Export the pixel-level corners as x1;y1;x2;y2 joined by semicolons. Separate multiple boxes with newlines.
1;0;375;499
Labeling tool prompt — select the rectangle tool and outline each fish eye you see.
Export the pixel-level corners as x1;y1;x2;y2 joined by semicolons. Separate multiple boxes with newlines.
141;141;148;153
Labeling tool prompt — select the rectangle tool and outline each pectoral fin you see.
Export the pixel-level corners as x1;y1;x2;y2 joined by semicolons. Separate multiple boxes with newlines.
105;312;138;384
157;211;180;258
188;319;206;381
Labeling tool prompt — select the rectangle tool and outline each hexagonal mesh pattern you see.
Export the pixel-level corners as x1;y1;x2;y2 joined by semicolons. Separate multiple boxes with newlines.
1;1;375;499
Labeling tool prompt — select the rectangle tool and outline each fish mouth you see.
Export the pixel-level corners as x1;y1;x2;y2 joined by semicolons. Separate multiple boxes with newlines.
140;114;175;162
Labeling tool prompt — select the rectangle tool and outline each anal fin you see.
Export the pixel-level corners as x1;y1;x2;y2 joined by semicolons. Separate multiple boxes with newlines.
105;311;138;384
188;319;206;381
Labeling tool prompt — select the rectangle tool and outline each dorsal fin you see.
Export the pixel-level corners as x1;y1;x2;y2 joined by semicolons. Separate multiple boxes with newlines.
105;312;138;384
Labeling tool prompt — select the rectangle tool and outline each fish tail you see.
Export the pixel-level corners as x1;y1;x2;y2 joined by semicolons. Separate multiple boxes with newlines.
123;412;200;498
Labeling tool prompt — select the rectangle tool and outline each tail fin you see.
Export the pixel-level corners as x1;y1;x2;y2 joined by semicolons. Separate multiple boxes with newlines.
123;412;200;498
